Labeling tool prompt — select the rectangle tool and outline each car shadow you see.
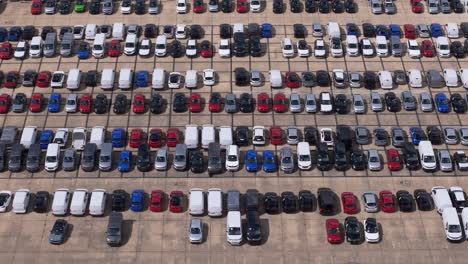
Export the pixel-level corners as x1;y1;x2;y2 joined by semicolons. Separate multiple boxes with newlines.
120;219;134;246
201;222;209;244
259;218;269;245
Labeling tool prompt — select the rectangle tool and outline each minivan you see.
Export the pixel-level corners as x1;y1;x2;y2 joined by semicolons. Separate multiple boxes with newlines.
118;68;134;89
317;188;336;215
70;188;89;216
60;32;74;57
20;126;38;150
43;32;56;57
123;34;137;55
92;33;106;58
81;143;97;171
45;143;60;172
85;24;98;40
89;189;107;216
419;141;436;171
25;143;41;172
155;35;167;56
189;188;205;216
226;211;242;245
52;188;71;216
297;142;311;170
99;143;113;171
29;36;43;57
66;69;81;90
152;68;166;89
12;189;31;214
208;188;223;217
173;144;187;171
207;142;222;174
227;190;241;212
100;68;115;90
442;207;463;241
8;143;24;172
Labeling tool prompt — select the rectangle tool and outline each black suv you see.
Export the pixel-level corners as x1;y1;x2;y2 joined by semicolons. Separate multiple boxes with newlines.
317;187;337;215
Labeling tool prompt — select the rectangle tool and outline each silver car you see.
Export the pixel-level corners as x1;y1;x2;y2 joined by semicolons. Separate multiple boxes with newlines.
305;93;317;113
62;148;77;171
416;24;430;38
427;0;440;14
65;94;78;113
370;92;383;112
384;0;396;14
287;126;299;145
312;23;323;37
224;93;237;113
362;192;378;212
349;72;361;88
444;127;458;145
370;0;383;14
419;92;433;112
208;0;219;12
250;71;262;86
367;150;382;171
438;150;453;172
401;91;416;111
352;94;365;114
280;147;294;173
391;127;406;147
440;0;451;13
355;126;370;145
154;148;168;171
102;0;114;14
460;127;468;145
289;93;301;113
189;218;203;243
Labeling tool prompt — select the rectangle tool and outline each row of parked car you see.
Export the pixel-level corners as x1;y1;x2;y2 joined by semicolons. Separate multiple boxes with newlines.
408;0;468;14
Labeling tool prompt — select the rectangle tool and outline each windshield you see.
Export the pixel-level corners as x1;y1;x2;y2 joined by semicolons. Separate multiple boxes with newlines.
423;156;435;163
174;155;185;162
228;227;241;235
448;225;461;233
46;156;57;163
228;155;237;162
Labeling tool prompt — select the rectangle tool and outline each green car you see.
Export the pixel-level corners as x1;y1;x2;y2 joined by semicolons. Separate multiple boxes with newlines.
74;0;86;12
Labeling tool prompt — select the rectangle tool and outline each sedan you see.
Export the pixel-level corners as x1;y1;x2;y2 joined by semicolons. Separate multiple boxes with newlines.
379;190;396;213
189;93;202;112
364;218;379;243
0;94;11;113
273;93;287;113
341;192;358;214
257;93;270;113
0;191;12;212
173;93;187;112
262;150;277;172
129;128;145;148
326;219;343;244
169;190;184;213
150;190;164;212
434;93;449;113
345;216;362;244
29;93;44;113
208;92;222;112
421;40;435;57
132;94;146;114
285;71;301;88
48;219;69;245
386;149;402;171
48;93;61;113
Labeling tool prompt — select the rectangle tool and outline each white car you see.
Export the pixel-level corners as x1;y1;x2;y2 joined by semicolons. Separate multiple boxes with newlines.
53;128;69;147
138;39;151;57
71;127;86;150
378;70;393;89
250;0;261;12
332;69;346;88
460;68;468;89
346;36;359;56
120;0;132;14
445;23;459;38
14;40;27;59
51;71;65;88
73;25;85;40
320;128;334;146
225;145;240;171
364;218;380;243
314;39;326;57
252;126;266;145
360;38;374;57
319;92;333;113
203;69;215;85
155;36;167;57
186;39;197;57
218;39;230;57
330;38;343;57
407;39;421;58
0;191;12;212
12;189;30;214
176;0;187;13
436;37;450;58
175;24;187;39
408;69;423;88
281;37;295;57
375;36;388;57
297;40;309;57
443;69;458;87
148;0;159;14
168;72;182;88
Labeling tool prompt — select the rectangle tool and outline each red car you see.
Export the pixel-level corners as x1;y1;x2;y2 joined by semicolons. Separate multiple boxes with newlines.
257;93;270;113
273;93;287;113
31;0;42;15
386;149;402;171
29;93;43;113
150;190;165;212
166;128;180;147
169;190;184;213
236;0;248;13
0;42;12;60
0;94;11;113
326;219;343;244
341;192;358;214
270;126;283;145
208;93;222;112
132;93;146;114
379;190;396;213
129;128;145;148
421;40;435;57
148;128;165;148
189;93;202;112
193;0;204;13
404;24;416;39
79;94;92;113
4;71;20;88
108;39;121;57
410;0;423;13
36;71;52;88
200;40;212;58
285;71;300;88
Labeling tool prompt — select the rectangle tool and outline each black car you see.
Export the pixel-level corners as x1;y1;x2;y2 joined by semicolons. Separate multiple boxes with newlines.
293;24;306;38
234;67;250;86
23;26;36;41
331;0;344;13
396;190;414;212
414;189;433;211
362;23;375;38
316;142;331;171
316;70;330;86
48;219;69;245
137;143;152;172
246;210;262;244
190;150;204;173
318;0;330;13
403;144;420;170
281;191;298;213
239;93;253;113
385;92;401;112
112;189;128;211
113;94;128;114
89;0;101;14
304;127;318;145
304;0;317;12
60;26;72;40
235;126;250;146
41;26;55;41
169;40;184;58
248;23;259;37
264;192;280;214
461;22;468;38
173;93;187;112
23;70;37;87
334;142;349;171
190;25;203;39
249;37;262;56
351;149;366;170
344;0;356;13
363;71;378;89
345;216;361;244
273;0;284;13
86;70;98;87
221;0;233;12
33;191;50;213
317;187;336;215
58;0;71;14
336;125;353;150
427;126;443;145
144;24;158;38
233;36;247;56
451;0;464;13
150;94;164;114
290;0;301;12
450;41;465;58
13;93;27;113
220;24;232;39
451;93;466;113
335;94;348;114
135;0;146;14
245;189;259;211
94;94;108;114
209;92;223;112
298;190;315;212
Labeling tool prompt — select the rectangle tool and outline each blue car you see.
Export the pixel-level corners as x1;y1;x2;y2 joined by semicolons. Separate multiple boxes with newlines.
135;70;149;87
130;189;145;212
118;150;132;172
346;23;359;36
262;150;277;172
375;25;389;38
245;150;259;172
389;24;401;37
112;128;126;148
261;23;273;38
39;130;54;149
435;93;449;113
48;93;61;113
77;42;90;59
409;127;427;145
8;27;22;42
430;23;443;37
0;27;7;42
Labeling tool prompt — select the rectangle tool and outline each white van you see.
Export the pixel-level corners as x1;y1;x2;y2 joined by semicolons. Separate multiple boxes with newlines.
118;68;133;89
112;22;125;41
184;124;199;149
269;70;282;88
378;70;393;89
70;188;89;216
20;126;38;149
233;23;244;33
226;211;242;245
89;189;107;216
375;36;388;57
12;189;30;214
460;68;468;89
443;69;458;87
431;186;453;214
85;24;98;40
29;36;43;58
445;23;459;38
202;124;215;149
92;33;106;58
90;126;106;149
436;37;450;58
66;68;81;90
185;70;198;89
152;68;166;89
101;68;115;90
418;141;436;171
442;207;463;241
155;35;167;57
45;143;60;172
189;188;204;216
123;34;137;55
219;126;233;149
297;142;312;170
408;69;423;88
52;188;71;216
461;208;468;240
208;188;223;217
327;22;340;39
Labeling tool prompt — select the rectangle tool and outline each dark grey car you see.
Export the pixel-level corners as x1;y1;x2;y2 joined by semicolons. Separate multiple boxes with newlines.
81;143;97;172
106;212;123;246
280;147;294;173
8;143;24;172
355;126;370;145
391;127;406;147
48;219;69;245
427;70;444;88
62;148;77;171
26;143;41;172
401;91;417;111
224;93;237;113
